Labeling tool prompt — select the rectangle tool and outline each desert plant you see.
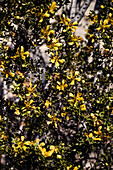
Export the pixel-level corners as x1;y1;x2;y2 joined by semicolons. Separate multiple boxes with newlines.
0;0;113;169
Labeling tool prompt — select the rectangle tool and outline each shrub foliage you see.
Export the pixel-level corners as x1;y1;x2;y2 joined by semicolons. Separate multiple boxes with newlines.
0;0;113;169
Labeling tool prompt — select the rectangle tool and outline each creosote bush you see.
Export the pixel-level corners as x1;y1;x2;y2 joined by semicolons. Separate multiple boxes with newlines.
0;0;113;169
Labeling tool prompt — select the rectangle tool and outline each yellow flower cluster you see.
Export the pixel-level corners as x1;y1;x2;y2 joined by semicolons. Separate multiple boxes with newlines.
85;132;101;141
67;69;81;85
96;18;111;32
85;113;103;141
57;79;68;91
26;81;37;97
80;104;86;111
47;38;62;50
38;142;58;157
68;93;84;107
48;1;57;14
12;46;29;60
0;46;29;78
12;137;58;158
68;34;80;47
34;2;57;23
90;10;113;33
0;59;15;78
16;70;24;78
50;50;65;67
47;113;61;128
59;14;78;32
61;107;69;120
91;15;98;24
23;99;36;110
36;9;48;23
14;109;20;115
44;100;52;108
41;25;55;41
67;165;78;170
40;14;80;68
12;136;33;157
0;131;7;141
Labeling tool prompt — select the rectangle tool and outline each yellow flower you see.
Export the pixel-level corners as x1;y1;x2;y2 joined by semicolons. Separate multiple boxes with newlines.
47;113;61;128
55;43;62;46
35;138;39;144
89;133;93;138
50;145;55;150
15;46;29;60
59;15;77;32
76;93;83;100
9;72;15;77
21;49;26;60
45;100;51;108
57;79;68;91
24;99;36;110
103;19;109;25
49;1;57;14
69;93;75;97
98;126;102;131
68;42;74;45
33;93;37;97
47;38;59;50
92;15;98;24
39;142;45;147
21;136;25;141
20;46;24;53
96;27;101;32
80;104;86;111
73;166;78;170
23;51;29;56
93;137;101;141
70;34;79;47
51;57;59;67
90;113;96;119
27;82;37;93
66;115;69;121
75;77;81;81
57;155;62;159
61;112;67;117
94;131;101;135
109;13;112;17
50;50;65;67
39;143;57;157
14;109;20;115
23;145;27;151
47;38;62;50
98;19;110;32
41;25;54;41
73;21;78;25
75;71;79;76
59;14;69;25
100;5;104;8
45;150;54;157
43;12;49;17
67;165;72;170
51;57;65;67
67;69;80;85
68;93;84;106
24;141;31;145
16;70;24;78
91;39;94;43
40;147;46;156
39;17;43;23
